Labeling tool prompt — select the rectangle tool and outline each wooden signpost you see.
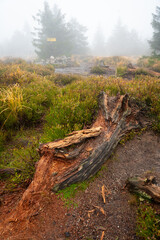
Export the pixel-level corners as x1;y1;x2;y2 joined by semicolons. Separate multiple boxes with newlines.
47;38;56;42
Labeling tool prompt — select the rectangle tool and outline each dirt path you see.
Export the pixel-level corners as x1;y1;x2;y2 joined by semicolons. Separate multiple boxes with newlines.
55;63;116;77
66;131;160;240
0;131;160;240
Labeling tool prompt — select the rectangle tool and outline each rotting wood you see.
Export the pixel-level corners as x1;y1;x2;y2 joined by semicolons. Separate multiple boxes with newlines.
7;91;147;221
127;176;160;203
28;91;145;194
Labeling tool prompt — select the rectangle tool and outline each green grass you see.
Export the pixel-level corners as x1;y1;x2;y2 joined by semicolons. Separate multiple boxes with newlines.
56;163;108;208
57;181;89;208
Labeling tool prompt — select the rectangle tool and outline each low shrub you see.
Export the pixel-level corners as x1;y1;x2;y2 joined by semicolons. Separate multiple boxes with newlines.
53;74;80;86
41;80;98;142
137;203;160;239
117;66;128;77
0;130;40;189
138;56;160;73
21;63;55;76
90;66;107;75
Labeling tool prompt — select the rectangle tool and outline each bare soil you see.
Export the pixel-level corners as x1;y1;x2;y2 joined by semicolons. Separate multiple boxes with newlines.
0;131;160;240
55;63;116;77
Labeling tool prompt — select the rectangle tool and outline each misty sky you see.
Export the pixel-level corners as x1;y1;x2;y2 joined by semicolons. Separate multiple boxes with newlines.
0;0;159;44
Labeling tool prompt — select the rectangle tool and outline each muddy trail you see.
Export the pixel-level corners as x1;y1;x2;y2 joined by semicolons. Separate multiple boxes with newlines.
55;63;116;76
55;63;160;79
0;130;160;240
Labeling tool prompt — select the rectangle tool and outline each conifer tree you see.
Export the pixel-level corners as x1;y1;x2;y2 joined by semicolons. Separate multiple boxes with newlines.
150;6;160;55
33;2;88;59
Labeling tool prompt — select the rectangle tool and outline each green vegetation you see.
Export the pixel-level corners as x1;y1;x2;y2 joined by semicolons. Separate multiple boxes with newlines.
57;181;89;208
0;58;160;191
119;128;147;145
117;66;128;77
0;128;41;190
53;74;80;86
138;56;160;72
93;56;130;67
90;65;107;75
56;164;108;207
137;203;160;239
0;57;160;239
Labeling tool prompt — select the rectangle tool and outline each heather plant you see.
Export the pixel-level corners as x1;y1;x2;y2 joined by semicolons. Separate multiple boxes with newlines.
41;80;99;142
0;60;160;191
52;74;80;86
20;63;55;76
117;66;128;77
137;203;160;239
22;79;58;125
90;65;107;75
138;56;160;73
0;137;40;189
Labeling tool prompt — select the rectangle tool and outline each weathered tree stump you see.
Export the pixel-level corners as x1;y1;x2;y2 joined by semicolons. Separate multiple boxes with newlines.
127;176;160;203
7;91;146;221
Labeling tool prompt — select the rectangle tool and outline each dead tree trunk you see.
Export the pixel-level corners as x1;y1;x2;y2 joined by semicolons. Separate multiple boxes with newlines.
24;92;143;194
7;92;145;220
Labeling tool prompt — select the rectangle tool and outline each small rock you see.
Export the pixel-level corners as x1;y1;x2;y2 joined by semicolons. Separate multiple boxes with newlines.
65;232;71;238
52;220;56;225
52;172;58;177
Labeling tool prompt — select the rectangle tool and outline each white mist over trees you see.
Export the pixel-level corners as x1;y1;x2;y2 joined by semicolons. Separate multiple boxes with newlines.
0;23;34;59
92;25;106;56
91;20;150;57
0;0;158;59
32;2;88;59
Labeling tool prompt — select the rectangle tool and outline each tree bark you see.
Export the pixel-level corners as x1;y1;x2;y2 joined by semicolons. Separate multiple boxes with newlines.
6;92;147;221
35;91;144;192
127;176;160;203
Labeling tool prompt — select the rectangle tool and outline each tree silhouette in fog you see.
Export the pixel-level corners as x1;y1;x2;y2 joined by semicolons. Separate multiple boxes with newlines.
0;23;34;58
106;20;147;56
33;1;88;59
150;6;160;55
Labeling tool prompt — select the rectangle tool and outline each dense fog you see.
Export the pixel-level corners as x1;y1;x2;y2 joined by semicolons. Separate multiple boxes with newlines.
0;0;159;59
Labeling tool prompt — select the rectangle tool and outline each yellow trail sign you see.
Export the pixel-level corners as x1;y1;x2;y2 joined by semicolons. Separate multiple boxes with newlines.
47;38;56;42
